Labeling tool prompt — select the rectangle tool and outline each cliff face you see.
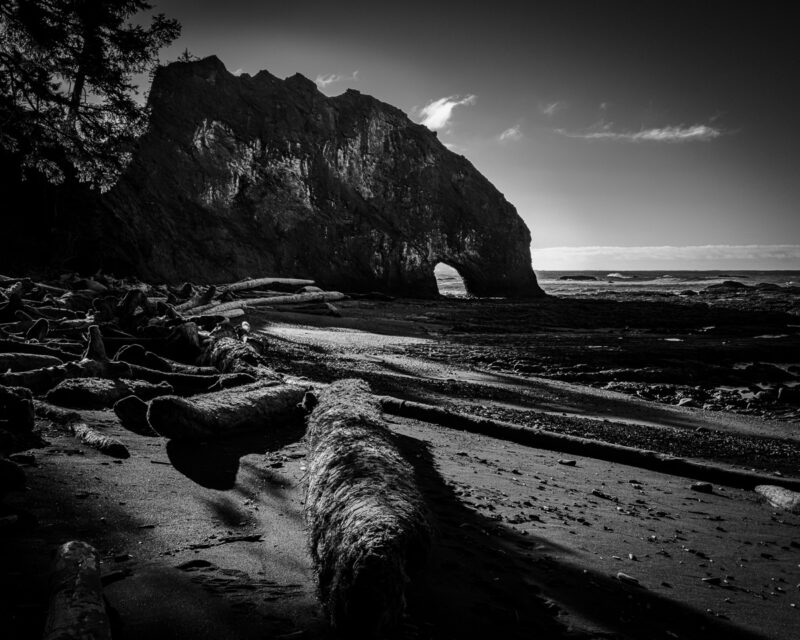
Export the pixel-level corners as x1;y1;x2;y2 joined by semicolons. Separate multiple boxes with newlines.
99;56;543;297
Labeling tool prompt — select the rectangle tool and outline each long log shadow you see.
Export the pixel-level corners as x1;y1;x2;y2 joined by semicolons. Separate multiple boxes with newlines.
165;418;306;490
394;432;772;640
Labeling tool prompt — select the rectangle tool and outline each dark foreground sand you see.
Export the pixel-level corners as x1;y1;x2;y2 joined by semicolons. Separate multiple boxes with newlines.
3;292;800;640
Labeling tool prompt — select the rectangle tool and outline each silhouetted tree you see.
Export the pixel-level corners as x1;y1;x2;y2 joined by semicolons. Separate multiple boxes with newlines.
0;0;180;190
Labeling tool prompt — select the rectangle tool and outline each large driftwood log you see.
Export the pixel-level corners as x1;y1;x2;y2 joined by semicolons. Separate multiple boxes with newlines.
46;377;174;409
193;291;346;315
114;343;218;376
0;353;65;372
0;339;77;362
42;541;112;640
0;326;247;395
221;277;315;293
305;379;431;636
147;380;307;440
113;395;158;436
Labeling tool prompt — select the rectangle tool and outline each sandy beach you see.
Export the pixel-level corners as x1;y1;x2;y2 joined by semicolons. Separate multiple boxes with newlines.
4;283;800;640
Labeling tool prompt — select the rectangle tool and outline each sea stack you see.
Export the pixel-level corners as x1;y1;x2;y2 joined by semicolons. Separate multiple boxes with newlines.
92;56;543;298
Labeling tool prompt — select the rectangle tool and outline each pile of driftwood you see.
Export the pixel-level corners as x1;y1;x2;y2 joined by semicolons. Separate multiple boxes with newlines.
0;272;348;455
1;273;432;638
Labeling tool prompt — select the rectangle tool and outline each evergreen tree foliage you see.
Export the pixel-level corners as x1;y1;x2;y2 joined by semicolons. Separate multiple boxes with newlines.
0;0;180;190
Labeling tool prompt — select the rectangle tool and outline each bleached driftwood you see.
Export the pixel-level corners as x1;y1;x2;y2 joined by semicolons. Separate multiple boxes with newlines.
193;291;345;315
174;285;217;312
71;422;130;458
221;276;315;293
147;380;307;440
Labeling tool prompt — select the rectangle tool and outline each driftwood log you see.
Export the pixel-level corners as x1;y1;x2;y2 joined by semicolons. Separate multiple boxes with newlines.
221;277;314;293
147;380;308;440
113;395;158;436
193;291;346;315
304;379;431;636
0;339;78;362
46;377;174;409
71;422;130;458
0;353;73;372
174;285;217;312
42;541;112;640
0;325;250;395
199;323;277;378
114;343;218;376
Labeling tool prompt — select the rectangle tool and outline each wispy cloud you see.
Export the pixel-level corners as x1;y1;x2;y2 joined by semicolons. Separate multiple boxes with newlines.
418;94;476;130
557;124;722;143
315;70;359;88
533;245;800;270
498;124;523;142
539;101;565;117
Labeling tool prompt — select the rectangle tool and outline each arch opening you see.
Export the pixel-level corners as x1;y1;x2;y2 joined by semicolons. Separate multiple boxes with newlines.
434;262;468;297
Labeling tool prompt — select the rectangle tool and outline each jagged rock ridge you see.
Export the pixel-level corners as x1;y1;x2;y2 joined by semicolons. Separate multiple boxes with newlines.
99;56;543;297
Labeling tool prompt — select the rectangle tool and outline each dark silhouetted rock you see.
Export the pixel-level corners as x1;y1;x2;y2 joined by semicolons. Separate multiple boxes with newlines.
705;280;750;291
93;57;542;298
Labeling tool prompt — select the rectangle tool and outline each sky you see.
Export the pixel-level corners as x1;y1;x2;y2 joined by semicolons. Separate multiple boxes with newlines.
144;1;800;270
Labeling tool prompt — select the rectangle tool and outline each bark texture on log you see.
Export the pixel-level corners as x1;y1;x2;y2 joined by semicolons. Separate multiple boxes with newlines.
147;380;307;440
43;541;112;640
305;379;431;637
71;422;130;458
199;324;277;379
46;377;174;409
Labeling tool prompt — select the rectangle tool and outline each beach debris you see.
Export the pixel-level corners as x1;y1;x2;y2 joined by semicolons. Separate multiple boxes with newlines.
591;489;617;501
616;571;640;586
146;380;308;440
691;482;714;494
200;322;275;377
43;541;111;640
755;485;800;513
71;423;130;459
304;379;432;637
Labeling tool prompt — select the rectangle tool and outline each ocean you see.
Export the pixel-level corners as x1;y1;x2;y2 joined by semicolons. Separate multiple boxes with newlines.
433;265;800;297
